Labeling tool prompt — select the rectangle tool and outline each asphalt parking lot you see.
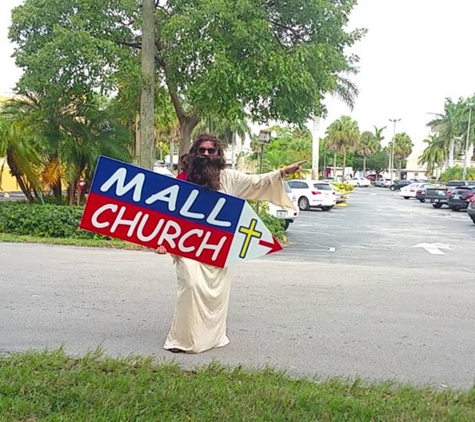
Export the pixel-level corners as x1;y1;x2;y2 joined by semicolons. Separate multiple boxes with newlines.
269;186;475;273
1;187;475;388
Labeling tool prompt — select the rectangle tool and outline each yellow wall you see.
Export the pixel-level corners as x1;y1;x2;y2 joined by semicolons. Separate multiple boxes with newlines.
0;157;21;192
0;95;22;192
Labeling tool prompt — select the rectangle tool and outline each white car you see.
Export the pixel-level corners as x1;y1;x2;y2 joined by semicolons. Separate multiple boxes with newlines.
287;179;337;211
348;177;371;187
399;183;425;199
374;177;391;187
267;182;300;230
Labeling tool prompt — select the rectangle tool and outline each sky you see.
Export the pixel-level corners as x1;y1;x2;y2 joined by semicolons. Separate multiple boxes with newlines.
1;0;475;156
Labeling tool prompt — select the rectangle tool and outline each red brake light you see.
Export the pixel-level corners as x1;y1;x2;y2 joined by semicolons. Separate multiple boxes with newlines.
311;191;321;195
416;190;422;195
467;193;474;199
447;191;452;197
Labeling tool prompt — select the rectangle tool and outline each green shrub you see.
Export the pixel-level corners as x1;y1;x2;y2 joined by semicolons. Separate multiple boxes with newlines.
0;202;101;239
331;182;354;194
248;200;285;240
0;201;286;242
440;166;475;182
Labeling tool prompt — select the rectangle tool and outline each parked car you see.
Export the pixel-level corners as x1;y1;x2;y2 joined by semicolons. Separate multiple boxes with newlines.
267;182;300;230
399;183;435;199
287;179;337;211
415;184;436;202
447;187;475;211
389;180;412;191
446;180;475;188
348;177;371;187
468;197;475;224
374;177;391;187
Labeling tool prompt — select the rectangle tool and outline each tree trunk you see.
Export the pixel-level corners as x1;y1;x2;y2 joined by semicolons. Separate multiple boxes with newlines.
231;131;236;170
332;151;337;179
68;182;76;206
448;138;455;167
178;116;201;169
6;150;35;203
342;149;347;180
139;0;156;170
465;143;474;170
53;179;62;204
363;156;367;176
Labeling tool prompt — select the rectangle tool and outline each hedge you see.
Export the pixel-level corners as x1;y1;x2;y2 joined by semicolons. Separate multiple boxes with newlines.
0;201;286;242
0;202;101;239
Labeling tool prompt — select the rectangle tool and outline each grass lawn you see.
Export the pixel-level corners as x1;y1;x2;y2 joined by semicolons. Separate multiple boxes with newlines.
1;349;475;421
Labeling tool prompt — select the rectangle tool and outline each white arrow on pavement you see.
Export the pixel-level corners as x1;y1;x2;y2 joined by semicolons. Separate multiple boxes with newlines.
411;243;451;255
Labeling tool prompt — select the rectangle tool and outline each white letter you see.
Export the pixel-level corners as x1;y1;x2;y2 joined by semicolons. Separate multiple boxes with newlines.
110;206;143;237
136;215;165;242
206;197;232;227
100;168;145;202
157;221;181;248
196;232;227;261
91;204;118;229
177;229;204;253
145;185;179;211
179;190;205;219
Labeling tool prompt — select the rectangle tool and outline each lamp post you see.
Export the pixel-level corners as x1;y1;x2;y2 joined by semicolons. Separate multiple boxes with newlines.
258;129;271;174
388;118;401;184
255;130;272;213
463;103;474;180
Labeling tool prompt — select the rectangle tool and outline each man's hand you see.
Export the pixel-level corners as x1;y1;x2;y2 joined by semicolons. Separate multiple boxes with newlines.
155;245;167;254
281;160;307;175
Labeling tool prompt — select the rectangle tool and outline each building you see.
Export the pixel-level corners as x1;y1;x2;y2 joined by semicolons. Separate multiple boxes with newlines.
0;94;22;193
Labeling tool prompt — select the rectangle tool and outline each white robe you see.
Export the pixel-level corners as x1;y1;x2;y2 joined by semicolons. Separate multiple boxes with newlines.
163;169;295;354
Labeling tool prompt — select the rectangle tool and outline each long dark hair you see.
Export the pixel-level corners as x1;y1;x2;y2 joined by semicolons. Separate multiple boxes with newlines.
186;133;226;190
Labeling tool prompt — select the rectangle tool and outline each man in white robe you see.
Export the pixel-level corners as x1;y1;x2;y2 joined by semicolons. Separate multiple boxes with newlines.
157;133;304;354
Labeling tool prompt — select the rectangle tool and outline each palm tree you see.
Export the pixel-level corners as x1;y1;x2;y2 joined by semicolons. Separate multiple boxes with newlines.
357;131;380;175
0;101;47;202
373;126;386;144
325;116;360;179
427;98;463;168
418;134;446;176
388;133;413;178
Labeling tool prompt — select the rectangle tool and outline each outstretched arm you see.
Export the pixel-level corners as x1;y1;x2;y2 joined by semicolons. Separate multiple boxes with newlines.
226;161;305;209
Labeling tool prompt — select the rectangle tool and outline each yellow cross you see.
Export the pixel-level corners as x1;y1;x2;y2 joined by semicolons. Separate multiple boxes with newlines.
238;219;262;259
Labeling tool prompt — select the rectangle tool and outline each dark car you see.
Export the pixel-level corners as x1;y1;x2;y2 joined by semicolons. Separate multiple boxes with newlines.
389;180;412;191
447;187;475;211
415;184;436;202
468;197;475;224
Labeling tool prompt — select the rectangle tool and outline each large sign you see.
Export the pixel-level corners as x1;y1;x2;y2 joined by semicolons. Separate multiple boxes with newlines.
80;156;283;268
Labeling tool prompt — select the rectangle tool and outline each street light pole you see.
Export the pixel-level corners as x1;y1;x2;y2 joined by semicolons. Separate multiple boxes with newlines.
463;103;473;180
388;118;401;183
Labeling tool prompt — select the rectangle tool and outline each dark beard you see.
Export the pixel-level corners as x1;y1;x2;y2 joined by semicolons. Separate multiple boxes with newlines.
187;155;225;190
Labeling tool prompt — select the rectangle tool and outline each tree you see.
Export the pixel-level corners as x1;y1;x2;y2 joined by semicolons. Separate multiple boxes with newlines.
1;95;132;204
139;0;156;170
388;132;413;178
418;134;446;176
0;110;44;203
366;150;388;176
356;131;380;175
9;0;365;159
325;116;360;179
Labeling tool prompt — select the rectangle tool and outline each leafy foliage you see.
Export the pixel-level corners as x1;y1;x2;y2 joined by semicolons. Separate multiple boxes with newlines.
9;0;365;157
439;166;475;182
325;116;360;177
0;202;100;239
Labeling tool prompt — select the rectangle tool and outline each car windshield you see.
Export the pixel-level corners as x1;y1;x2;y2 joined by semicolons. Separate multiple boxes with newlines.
447;181;465;187
313;183;332;190
283;182;292;193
